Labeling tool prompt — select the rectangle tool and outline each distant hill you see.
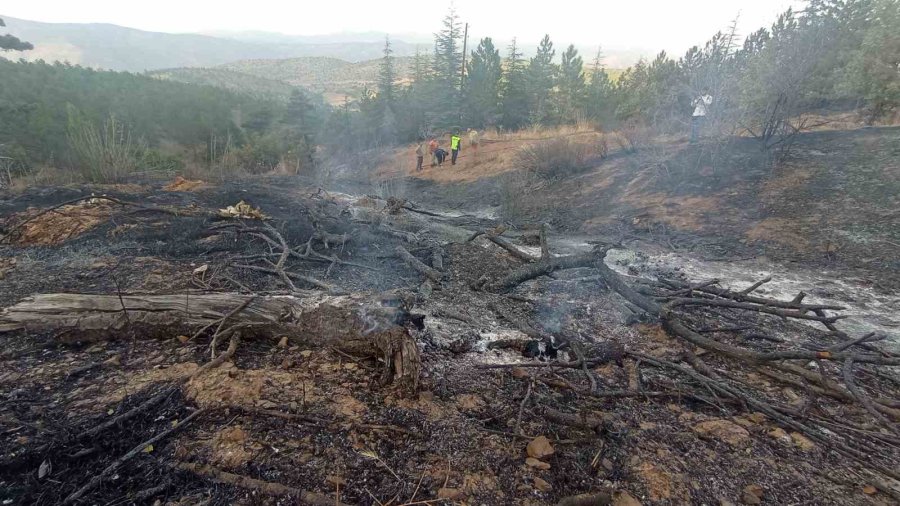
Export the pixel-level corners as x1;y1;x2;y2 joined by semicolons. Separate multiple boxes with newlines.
219;56;417;103
0;16;424;71
146;68;299;101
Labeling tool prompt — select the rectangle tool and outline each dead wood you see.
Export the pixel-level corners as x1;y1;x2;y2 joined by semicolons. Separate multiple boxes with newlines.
541;406;606;432
740;275;772;295
659;278;844;311
487;249;605;292
843;356;900;435
669;297;845;323
477;343;625;369
174;462;344;506
1;195;190;245
0;292;421;388
556;492;614;506
632;352;900;481
486;234;539;262
63;408;208;504
232;263;338;292
395;245;443;282
662;311;899;366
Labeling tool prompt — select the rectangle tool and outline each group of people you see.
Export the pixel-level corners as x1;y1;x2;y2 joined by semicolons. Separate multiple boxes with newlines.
414;129;480;171
412;91;711;171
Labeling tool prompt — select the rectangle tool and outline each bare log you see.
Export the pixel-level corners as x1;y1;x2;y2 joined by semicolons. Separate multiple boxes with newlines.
395;245;443;282
0;292;420;388
488;249;605;292
485;234;539;262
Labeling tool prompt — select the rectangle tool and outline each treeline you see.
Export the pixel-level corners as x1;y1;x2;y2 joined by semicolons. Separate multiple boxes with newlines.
333;0;899;155
0;58;326;179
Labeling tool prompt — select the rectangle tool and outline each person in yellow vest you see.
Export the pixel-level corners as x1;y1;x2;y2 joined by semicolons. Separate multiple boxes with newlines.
450;131;461;166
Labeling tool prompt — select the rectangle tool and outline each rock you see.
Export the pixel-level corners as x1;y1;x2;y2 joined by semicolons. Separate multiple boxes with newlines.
692;419;751;447
601;458;614;471
746;412;767;424
742;484;764;505
527;436;555;459
437;487;464;500
177;335;190;344
300;350;313;358
533;477;552;492
718;498;736;506
326;475;347;486
525;457;551;470
768;427;791;443
102;355;121;366
613;491;642;506
277;336;289;348
862;485;877;495
790;432;815;451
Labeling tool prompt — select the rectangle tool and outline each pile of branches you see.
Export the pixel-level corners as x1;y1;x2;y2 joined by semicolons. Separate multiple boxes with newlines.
465;228;899;496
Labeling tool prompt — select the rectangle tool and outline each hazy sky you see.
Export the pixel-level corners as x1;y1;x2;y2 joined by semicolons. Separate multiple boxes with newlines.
5;0;804;53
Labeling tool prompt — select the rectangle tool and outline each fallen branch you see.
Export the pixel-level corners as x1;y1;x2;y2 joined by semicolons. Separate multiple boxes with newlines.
395;245;443;283
488;249;605;292
63;408;208;504
843;355;900;435
232;264;338;292
175;462;344;506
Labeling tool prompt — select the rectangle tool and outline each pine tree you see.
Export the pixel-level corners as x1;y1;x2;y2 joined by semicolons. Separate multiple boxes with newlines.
586;48;614;126
463;37;503;128
500;38;530;130
433;6;463;101
0;18;33;52
556;44;586;123
283;89;318;168
377;36;396;106
527;34;557;125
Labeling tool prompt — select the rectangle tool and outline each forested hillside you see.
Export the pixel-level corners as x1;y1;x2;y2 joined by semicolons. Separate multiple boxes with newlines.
0;59;326;180
219;56;417;100
0;16;423;71
147;67;299;101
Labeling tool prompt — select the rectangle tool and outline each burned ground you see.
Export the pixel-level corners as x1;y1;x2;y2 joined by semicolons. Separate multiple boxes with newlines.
0;159;898;506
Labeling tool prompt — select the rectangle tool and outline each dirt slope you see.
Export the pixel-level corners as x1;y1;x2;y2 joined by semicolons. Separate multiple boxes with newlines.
379;127;900;288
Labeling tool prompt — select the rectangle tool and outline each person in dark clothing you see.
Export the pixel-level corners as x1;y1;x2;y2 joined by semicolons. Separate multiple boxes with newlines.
434;148;448;166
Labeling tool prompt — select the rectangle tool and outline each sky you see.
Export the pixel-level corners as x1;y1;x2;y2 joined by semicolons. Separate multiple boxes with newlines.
4;0;805;55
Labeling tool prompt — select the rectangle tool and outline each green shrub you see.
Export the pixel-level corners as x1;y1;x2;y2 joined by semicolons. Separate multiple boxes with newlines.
66;107;146;182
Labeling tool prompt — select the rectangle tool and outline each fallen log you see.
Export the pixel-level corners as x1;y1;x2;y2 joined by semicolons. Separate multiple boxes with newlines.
0;292;420;388
395;245;443;282
487;249;606;292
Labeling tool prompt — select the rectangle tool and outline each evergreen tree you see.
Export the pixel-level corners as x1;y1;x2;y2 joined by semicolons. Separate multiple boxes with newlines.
500;38;530;130
555;44;586;123
377;36;396;106
374;36;399;141
433;6;463;100
527;34;557;125
283;89;319;168
585;48;614;126
0;18;33;52
463;37;502;128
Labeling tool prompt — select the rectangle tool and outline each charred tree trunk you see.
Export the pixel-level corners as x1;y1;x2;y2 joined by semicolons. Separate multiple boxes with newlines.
0;292;420;388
